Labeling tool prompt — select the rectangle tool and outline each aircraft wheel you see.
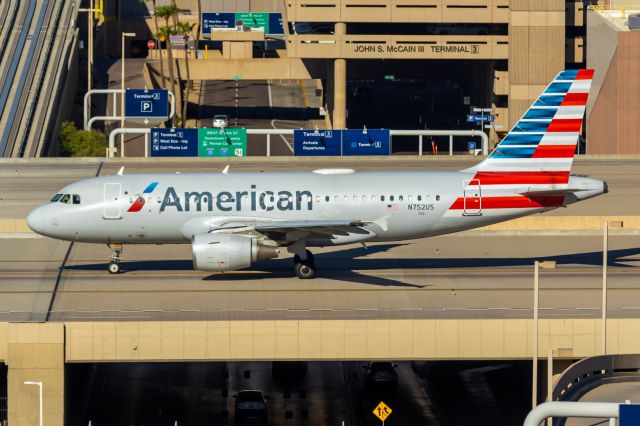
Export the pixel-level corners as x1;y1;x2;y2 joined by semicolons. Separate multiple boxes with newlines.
108;261;121;274
295;261;315;279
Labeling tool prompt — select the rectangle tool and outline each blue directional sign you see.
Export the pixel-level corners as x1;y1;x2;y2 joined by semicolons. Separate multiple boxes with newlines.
466;114;495;123
294;129;341;156
125;89;169;120
150;128;198;157
268;13;284;35
341;129;390;156
467;141;477;151
202;12;235;35
620;404;640;425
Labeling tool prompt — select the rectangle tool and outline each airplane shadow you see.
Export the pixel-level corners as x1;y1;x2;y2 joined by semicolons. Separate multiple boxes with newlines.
64;245;640;287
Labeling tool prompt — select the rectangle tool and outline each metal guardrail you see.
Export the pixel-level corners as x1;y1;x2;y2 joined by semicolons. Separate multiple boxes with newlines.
524;402;620;426
553;354;640;402
108;128;489;158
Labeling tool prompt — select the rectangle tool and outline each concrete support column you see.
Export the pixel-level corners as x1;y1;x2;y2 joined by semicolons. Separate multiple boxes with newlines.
333;58;347;129
7;323;64;426
508;0;566;126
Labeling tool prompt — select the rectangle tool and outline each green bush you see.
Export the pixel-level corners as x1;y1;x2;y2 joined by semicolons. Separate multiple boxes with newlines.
59;121;107;157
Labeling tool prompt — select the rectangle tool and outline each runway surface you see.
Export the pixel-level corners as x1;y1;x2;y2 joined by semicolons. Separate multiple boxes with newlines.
1;158;639;322
1;234;638;322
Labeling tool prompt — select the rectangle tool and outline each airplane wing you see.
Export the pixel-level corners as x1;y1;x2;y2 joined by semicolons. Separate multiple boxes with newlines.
203;218;387;245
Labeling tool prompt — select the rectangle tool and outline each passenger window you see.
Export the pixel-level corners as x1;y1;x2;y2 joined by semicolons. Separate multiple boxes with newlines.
390;196;394;202
316;195;321;202
362;195;367;201
50;194;62;202
372;195;377;201
344;195;349;202
325;196;330;202
426;195;432;202
353;195;357;202
334;195;339;202
381;195;385;202
60;194;71;204
399;195;404;201
408;195;413;201
436;195;440;201
417;195;422;201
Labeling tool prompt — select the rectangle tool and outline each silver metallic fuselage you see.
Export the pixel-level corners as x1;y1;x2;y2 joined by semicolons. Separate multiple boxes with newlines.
26;170;606;246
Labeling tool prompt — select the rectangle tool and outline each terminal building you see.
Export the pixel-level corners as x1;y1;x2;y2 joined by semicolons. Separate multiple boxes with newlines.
102;0;586;146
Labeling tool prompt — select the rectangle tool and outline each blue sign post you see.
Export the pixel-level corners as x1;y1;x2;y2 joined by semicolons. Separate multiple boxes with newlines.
293;130;341;156
125;89;169;120
620;404;640;425
341;129;390;156
202;12;235;35
466;114;495;123
150;128;198;157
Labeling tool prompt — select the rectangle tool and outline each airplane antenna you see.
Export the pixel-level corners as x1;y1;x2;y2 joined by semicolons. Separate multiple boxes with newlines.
117;166;125;176
222;165;230;174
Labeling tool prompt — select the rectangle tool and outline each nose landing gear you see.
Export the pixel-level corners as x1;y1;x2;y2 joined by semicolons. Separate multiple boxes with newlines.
107;243;123;274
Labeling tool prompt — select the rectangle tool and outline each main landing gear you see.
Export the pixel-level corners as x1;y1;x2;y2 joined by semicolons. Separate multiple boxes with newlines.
293;250;315;279
107;243;123;274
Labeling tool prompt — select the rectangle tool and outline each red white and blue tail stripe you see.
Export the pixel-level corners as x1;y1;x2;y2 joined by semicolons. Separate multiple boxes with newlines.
468;69;593;180
449;69;593;216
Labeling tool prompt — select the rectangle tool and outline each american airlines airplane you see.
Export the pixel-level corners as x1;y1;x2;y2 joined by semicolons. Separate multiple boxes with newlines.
27;69;606;278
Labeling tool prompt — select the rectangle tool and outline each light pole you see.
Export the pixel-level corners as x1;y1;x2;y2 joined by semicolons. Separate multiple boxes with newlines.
602;219;624;355
121;32;136;156
533;260;556;409
79;1;101;115
24;381;42;426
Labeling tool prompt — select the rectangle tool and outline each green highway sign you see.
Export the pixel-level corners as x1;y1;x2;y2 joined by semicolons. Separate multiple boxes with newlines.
198;128;247;157
236;12;269;31
384;75;395;80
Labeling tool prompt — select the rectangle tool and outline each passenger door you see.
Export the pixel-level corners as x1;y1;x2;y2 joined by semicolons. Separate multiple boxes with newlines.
103;183;122;219
463;179;482;216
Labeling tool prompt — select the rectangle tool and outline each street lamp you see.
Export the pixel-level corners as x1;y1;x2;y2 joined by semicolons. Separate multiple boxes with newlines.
24;381;42;426
533;260;556;409
602;219;624;355
120;32;136;156
78;1;101;114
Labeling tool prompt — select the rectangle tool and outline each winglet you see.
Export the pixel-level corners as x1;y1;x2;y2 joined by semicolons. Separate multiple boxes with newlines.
222;165;230;174
117;166;125;176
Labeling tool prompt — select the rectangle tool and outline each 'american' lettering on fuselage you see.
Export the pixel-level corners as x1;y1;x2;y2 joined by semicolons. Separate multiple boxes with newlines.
159;185;313;212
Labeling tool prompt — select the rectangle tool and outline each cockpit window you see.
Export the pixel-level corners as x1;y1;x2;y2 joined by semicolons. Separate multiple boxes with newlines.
50;194;63;202
72;194;81;205
60;194;71;204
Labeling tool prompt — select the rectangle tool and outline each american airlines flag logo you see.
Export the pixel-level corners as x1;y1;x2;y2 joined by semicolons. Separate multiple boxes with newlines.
127;182;159;213
387;204;398;211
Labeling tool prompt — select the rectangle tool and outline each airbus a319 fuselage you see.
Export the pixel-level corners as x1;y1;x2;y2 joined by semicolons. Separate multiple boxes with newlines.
27;69;606;278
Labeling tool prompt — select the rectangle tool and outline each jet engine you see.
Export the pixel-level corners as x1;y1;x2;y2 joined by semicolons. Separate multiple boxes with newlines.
191;233;279;272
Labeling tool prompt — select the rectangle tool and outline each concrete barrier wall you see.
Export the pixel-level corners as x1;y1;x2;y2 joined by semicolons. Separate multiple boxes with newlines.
60;318;640;363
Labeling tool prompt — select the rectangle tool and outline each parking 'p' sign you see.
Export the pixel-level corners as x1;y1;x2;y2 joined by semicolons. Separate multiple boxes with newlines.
124;89;169;122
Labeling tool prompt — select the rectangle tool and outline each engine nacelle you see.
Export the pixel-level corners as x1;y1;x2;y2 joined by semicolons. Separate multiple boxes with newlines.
191;233;279;272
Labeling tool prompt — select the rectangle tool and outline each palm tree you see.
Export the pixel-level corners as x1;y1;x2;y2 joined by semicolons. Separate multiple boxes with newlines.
175;21;196;126
143;0;165;89
155;5;180;125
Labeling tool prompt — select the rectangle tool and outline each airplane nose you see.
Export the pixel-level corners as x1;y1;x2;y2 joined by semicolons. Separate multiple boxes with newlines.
26;207;45;235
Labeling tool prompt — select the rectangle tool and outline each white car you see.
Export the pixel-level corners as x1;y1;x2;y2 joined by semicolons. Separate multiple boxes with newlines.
213;114;229;128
